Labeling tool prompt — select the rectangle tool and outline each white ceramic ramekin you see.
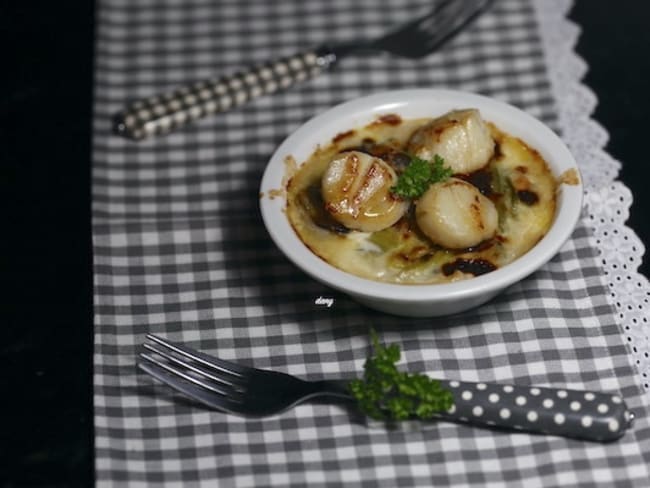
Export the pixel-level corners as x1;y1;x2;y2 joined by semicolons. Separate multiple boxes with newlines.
260;89;583;317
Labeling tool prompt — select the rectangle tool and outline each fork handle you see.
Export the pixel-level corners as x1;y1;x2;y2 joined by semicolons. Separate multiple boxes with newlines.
112;47;338;140
310;378;633;442
435;379;633;442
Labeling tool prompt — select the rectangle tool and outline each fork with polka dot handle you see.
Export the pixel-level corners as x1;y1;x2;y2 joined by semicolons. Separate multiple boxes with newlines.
139;334;634;442
432;379;634;442
113;0;494;140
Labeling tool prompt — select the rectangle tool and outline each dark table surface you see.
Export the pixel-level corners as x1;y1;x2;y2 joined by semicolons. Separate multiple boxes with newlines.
2;1;649;486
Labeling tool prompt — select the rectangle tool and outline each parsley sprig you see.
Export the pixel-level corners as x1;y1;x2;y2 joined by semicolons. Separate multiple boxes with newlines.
348;330;454;421
390;154;453;199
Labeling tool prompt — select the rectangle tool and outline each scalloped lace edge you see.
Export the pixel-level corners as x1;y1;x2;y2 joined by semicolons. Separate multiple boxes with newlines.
534;0;650;392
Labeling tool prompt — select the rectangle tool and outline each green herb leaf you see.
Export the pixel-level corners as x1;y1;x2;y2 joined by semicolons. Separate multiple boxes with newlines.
390;154;453;199
348;329;454;421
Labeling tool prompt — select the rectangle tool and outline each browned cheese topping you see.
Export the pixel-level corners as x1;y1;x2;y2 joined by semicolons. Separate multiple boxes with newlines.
284;110;561;284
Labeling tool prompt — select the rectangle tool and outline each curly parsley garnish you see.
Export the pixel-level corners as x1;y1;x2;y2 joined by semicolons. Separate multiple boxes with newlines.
348;330;454;421
390;154;453;199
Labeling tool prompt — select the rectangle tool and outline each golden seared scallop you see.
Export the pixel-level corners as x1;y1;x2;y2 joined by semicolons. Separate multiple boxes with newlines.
415;177;498;249
321;151;409;232
407;109;494;174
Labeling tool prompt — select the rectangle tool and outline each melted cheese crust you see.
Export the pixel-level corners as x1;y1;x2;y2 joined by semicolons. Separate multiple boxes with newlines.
285;116;557;284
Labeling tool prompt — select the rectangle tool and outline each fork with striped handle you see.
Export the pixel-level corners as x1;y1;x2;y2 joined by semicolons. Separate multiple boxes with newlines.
113;0;494;140
138;334;634;442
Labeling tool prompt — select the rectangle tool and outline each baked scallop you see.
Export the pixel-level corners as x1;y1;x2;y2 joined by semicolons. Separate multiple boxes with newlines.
407;109;494;174
415;177;498;249
321;151;409;232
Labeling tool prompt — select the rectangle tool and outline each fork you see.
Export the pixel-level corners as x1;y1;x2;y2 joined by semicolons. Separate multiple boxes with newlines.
138;334;634;442
113;0;495;140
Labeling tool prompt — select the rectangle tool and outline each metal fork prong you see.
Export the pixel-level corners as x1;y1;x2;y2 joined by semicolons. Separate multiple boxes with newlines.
421;0;488;31
369;1;444;42
146;334;247;377
138;361;245;413
139;352;246;401
373;0;492;57
422;2;467;31
421;0;493;48
142;343;246;393
410;0;456;30
374;0;453;48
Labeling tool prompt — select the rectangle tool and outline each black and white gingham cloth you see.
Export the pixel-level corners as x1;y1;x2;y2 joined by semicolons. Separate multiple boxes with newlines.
92;0;650;485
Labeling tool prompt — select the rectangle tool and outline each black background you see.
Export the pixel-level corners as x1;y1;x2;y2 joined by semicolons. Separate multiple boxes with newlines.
1;1;649;486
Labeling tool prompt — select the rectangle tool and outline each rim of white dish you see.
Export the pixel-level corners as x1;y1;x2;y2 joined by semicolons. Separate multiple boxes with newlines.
260;89;583;303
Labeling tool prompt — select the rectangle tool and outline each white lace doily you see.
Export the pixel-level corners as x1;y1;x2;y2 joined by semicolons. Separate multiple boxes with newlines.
535;0;650;393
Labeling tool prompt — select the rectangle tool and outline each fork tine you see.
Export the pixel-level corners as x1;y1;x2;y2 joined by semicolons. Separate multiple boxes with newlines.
411;0;456;27
138;360;244;413
420;0;492;32
421;0;493;48
388;0;453;34
139;352;246;402
373;0;493;58
143;343;246;393
146;334;247;376
416;1;465;30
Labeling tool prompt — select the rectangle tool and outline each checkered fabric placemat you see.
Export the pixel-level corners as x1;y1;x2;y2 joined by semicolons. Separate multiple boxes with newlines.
92;0;650;486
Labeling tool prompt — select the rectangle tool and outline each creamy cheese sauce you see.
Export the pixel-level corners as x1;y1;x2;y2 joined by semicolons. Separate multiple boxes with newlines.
285;114;558;284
